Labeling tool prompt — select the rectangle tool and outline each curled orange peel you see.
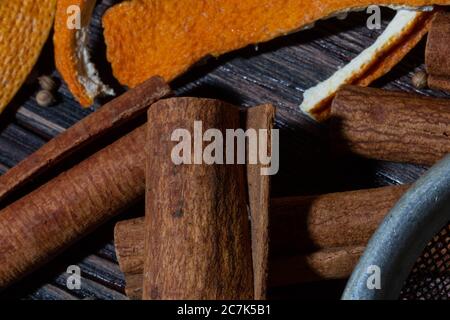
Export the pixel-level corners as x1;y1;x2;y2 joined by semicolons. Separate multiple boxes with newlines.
301;10;435;121
0;0;56;115
102;0;449;94
54;0;114;107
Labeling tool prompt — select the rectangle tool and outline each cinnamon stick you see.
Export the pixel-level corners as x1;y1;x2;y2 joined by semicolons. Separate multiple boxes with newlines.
143;98;254;300
0;125;147;289
0;79;170;289
0;76;171;204
114;184;408;299
426;12;450;92
270;184;409;255
269;246;365;287
330;85;450;165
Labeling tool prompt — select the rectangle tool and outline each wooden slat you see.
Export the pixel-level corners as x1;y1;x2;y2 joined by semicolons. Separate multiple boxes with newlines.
78;255;126;291
28;284;79;301
15;107;66;140
0;124;46;167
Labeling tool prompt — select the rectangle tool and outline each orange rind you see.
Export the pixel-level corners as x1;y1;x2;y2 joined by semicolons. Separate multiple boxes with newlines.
54;0;114;107
301;10;435;121
0;0;56;115
102;1;450;92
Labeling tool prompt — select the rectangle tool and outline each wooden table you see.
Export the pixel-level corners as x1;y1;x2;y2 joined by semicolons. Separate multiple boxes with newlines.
0;1;447;300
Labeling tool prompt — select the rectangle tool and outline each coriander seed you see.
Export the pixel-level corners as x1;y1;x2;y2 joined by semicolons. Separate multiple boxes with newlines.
38;75;57;92
412;71;428;89
36;90;55;107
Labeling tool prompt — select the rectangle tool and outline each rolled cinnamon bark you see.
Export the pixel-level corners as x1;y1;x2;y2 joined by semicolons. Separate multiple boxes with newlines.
426;12;450;92
330;85;450;165
0;76;170;204
143;98;254;300
114;184;408;299
0;125;147;289
270;184;409;255
0;79;171;290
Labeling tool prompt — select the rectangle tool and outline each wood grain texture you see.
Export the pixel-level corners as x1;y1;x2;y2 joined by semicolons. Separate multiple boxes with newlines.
143;98;253;300
330;85;450;165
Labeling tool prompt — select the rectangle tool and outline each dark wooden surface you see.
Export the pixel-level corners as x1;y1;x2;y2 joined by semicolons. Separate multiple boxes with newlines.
0;1;448;300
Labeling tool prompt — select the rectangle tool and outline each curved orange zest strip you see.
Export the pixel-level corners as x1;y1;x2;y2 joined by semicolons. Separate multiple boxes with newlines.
102;1;450;88
54;0;113;107
306;11;435;121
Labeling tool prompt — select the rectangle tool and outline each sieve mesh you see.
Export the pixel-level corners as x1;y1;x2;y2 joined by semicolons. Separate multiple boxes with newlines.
400;222;450;300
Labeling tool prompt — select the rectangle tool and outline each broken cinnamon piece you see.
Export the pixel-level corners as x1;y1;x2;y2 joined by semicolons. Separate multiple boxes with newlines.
54;0;114;107
330;85;450;165
426;12;450;91
0;76;170;204
0;0;56;115
301;10;435;121
114;184;408;299
246;105;275;300
144;98;254;300
114;218;144;300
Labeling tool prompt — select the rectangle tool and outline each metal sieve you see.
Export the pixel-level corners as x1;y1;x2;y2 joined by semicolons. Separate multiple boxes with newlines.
342;154;450;300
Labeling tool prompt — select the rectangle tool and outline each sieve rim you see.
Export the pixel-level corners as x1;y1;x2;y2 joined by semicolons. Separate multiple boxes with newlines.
342;154;450;300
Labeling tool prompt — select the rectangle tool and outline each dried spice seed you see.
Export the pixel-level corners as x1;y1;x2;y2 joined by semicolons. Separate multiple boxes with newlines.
36;90;55;107
412;71;428;89
38;75;57;92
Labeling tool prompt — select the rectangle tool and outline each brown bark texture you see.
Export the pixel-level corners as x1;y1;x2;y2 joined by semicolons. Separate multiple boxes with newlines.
246;104;275;300
143;98;254;300
114;184;408;298
330;85;450;166
0;125;147;289
426;12;450;92
270;184;409;255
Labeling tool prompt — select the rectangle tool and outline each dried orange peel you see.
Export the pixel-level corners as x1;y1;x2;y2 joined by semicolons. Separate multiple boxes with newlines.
54;0;113;107
301;10;435;121
0;0;56;115
102;0;450;92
